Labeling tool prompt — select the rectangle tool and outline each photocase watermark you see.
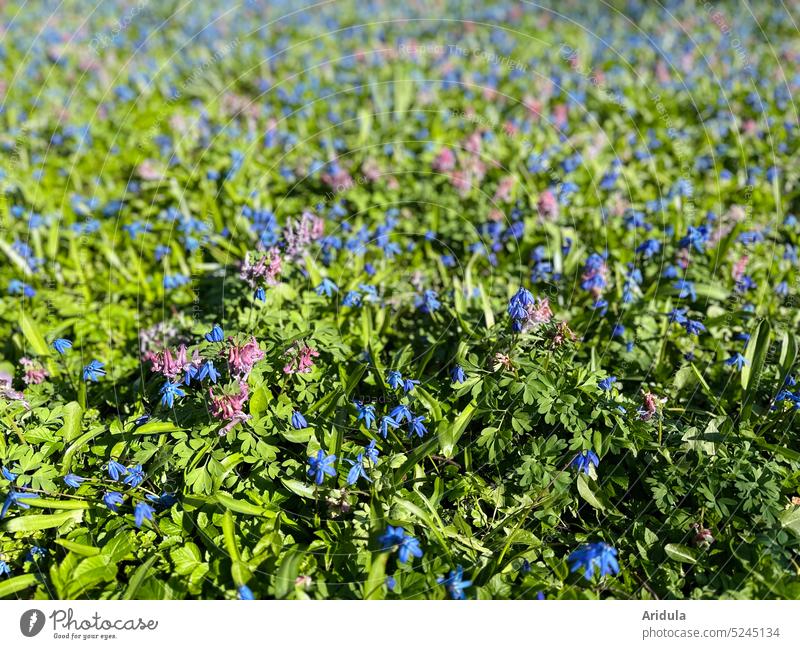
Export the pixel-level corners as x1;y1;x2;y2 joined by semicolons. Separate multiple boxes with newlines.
703;2;754;76
19;607;159;640
89;1;151;55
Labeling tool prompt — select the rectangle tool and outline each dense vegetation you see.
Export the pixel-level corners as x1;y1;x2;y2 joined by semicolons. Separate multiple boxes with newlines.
1;0;799;599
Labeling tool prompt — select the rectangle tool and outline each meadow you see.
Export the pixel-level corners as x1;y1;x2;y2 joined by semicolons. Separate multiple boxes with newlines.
1;0;799;600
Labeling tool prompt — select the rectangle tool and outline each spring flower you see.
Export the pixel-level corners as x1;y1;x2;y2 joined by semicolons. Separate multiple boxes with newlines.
238;585;255;600
146;345;187;380
197;360;219;383
571;450;600;475
315;278;338;297
364;440;380;465
389;404;413;424
568;542;619;580
283;342;319;374
160;380;186;408
415;290;441;313
134;502;155;527
379;415;399;439
438;565;472;599
408;415;427;438
387;370;403;389
240;248;282;292
63;473;85;488
1;489;37;519
355;402;376;428
379;526;423;564
205;325;224;342
684;319;706;336
209;382;251;435
52;338;73;354
228;337;265;379
639;391;665;421
123;465;145;488
291;411;308;429
25;546;48;562
401;378;420;393
82;359;105;382
345;454;371;486
107;460;128;481
0;560;10;577
598;376;616;391
103;491;124;512
673;279;697;301
1;467;16;481
450;365;466;384
725;353;748;371
307;450;337;485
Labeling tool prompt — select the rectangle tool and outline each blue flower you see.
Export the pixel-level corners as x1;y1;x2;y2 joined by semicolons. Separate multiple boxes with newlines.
123;465;145;488
345;454;371;486
238;585;255;600
355;402;376;428
307;450;337;485
197;360;219;383
133;502;155;527
63;473;85;488
205;325;224;342
438;565;472;599
598;376;616;391
568;542;619;580
25;546;48;562
684;319;706;336
315;278;338;297
1;489;37;519
450;365;466;384
379;525;424;563
408;415;428;438
342;290;361;307
571;450;600;475
725;352;748;371
107;460;128;481
385;575;396;591
389;404;413;423
160;380;186;408
52;338;73;354
254;287;266;302
146;492;178;512
291;411;308;429
1;467;17;482
364;440;380;465
673;279;697;301
379;416;399;439
402;378;420;393
415;290;440;313
0;560;10;577
387;370;403;389
103;491;124;512
82;359;106;381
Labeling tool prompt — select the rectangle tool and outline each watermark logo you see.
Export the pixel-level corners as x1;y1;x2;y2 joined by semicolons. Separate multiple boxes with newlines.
20;609;45;637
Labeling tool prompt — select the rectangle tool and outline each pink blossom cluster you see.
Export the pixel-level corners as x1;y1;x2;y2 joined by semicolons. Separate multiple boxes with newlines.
228;337;265;379
240;248;282;288
20;357;48;385
283;342;319;375
209;381;251;435
283;211;324;261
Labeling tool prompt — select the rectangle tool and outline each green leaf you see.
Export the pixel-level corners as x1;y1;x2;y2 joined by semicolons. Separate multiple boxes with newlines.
363;551;389;599
1;508;83;533
780;506;800;539
215;492;269;517
66;554;118;598
439;401;477;457
0;574;39;599
741;319;771;393
55;539;100;556
664;543;698;564
274;550;302;599
58;401;83;443
20;311;50;356
123;554;158;600
576;473;606;511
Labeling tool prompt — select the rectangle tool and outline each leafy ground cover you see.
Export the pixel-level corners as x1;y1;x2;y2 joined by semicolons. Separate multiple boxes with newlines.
1;0;800;600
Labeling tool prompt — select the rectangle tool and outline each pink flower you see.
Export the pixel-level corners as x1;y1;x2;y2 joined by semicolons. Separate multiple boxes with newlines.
432;147;456;172
20;358;48;385
209;382;251;435
147;345;187;380
283;343;319;374
228;337;264;379
240;248;282;289
732;255;749;282
283;211;324;261
537;189;559;221
0;371;29;409
494;175;516;203
639;391;665;421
